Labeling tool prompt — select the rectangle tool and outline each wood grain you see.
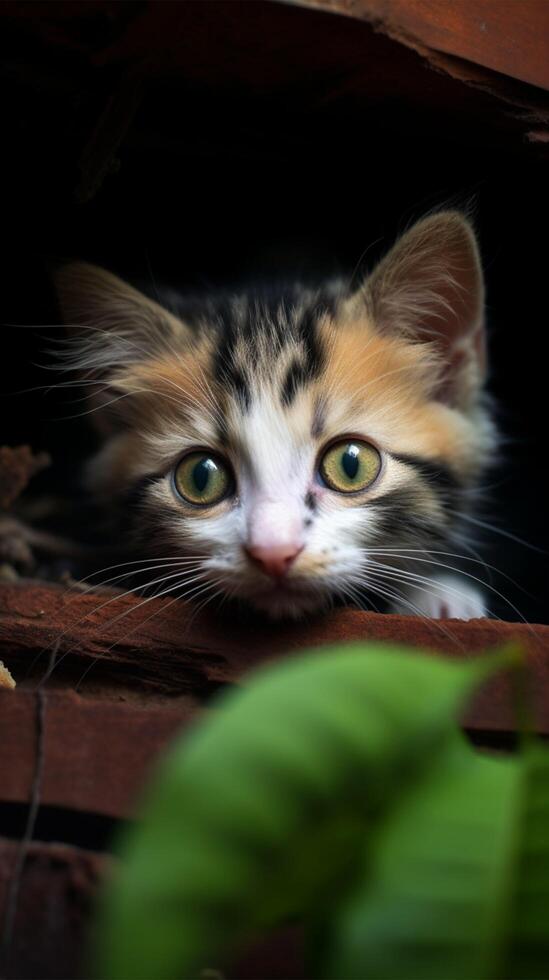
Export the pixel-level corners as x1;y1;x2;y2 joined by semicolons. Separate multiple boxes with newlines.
0;837;302;980
2;580;549;686
1;582;549;818
0;838;107;980
0;689;194;818
298;0;549;91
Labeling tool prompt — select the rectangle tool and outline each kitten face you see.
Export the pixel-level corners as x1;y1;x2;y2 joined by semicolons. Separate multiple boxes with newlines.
55;212;495;618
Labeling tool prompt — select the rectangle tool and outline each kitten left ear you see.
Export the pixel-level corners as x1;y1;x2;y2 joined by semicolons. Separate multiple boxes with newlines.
53;262;193;433
360;211;485;406
54;262;190;356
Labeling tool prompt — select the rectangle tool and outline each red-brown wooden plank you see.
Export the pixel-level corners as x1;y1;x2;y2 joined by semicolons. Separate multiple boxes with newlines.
1;583;549;818
0;838;108;980
298;0;549;91
0;690;194;819
0;838;302;980
2;580;549;689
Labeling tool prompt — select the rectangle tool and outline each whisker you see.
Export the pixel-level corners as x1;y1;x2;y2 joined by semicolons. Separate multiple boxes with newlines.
365;548;529;596
336;582;377;614
366;552;534;630
77;559;208;594
77;554;210;580
25;558;210;671
356;574;462;647
447;509;546;554
366;564;504;622
73;576;221;691
40;568;211;683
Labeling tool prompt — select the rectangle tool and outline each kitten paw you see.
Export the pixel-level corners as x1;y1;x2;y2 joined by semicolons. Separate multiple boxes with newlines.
389;574;486;620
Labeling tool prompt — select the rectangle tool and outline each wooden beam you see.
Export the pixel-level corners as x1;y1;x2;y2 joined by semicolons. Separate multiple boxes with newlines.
0;838;108;980
1;583;549;818
0;689;194;819
295;0;549;91
0;837;302;980
2;581;549;693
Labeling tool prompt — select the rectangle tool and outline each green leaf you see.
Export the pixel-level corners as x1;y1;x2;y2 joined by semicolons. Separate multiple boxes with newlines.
326;738;549;980
503;742;549;980
95;643;508;980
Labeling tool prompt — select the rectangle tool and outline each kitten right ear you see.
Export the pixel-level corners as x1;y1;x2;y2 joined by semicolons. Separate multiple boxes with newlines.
53;263;192;431
54;262;190;364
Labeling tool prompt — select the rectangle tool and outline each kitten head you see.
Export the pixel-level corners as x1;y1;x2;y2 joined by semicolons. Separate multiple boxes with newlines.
55;212;494;618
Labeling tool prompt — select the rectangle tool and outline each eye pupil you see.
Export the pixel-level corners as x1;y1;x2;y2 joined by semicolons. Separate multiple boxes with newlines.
193;458;214;492
342;445;359;480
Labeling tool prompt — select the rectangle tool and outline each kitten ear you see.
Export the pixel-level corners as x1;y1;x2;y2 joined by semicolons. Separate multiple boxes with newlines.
53;262;191;432
362;211;485;406
54;262;189;360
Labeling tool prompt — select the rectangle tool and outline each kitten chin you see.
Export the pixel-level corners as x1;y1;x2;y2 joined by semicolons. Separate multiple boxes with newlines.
54;210;495;622
243;584;331;620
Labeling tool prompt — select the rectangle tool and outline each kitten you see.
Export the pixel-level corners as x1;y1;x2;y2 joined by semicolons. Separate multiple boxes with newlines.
54;211;494;620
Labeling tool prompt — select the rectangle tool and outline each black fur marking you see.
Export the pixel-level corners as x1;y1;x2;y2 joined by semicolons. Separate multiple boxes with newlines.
298;305;325;380
229;367;251;410
368;486;451;548
212;302;237;376
305;490;317;513
208;287;335;411
212;312;252;410
368;453;461;548
280;301;328;406
311;398;326;439
392;453;461;498
281;358;308;406
123;473;162;508
119;473;163;535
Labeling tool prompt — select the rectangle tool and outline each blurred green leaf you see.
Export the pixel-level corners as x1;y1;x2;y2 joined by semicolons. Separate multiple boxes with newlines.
325;739;549;980
96;643;510;980
503;742;549;980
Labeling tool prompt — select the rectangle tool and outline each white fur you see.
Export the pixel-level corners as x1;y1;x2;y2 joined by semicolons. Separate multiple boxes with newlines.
389;574;486;620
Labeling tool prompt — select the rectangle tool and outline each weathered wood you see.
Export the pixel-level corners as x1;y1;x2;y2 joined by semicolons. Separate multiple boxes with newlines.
298;0;549;91
0;0;546;181
0;837;303;980
2;580;549;694
1;582;549;819
0;689;195;818
0;838;107;980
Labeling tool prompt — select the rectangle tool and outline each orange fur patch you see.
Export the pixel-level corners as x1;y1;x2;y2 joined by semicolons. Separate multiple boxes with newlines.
318;314;488;477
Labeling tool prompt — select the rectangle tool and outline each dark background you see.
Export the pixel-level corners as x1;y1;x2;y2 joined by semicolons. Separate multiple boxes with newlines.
0;0;547;622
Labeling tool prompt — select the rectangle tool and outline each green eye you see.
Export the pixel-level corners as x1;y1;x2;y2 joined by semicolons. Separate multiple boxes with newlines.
319;440;381;493
174;452;233;506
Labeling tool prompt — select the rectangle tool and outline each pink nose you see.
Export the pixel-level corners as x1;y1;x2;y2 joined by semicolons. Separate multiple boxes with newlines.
246;543;303;579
